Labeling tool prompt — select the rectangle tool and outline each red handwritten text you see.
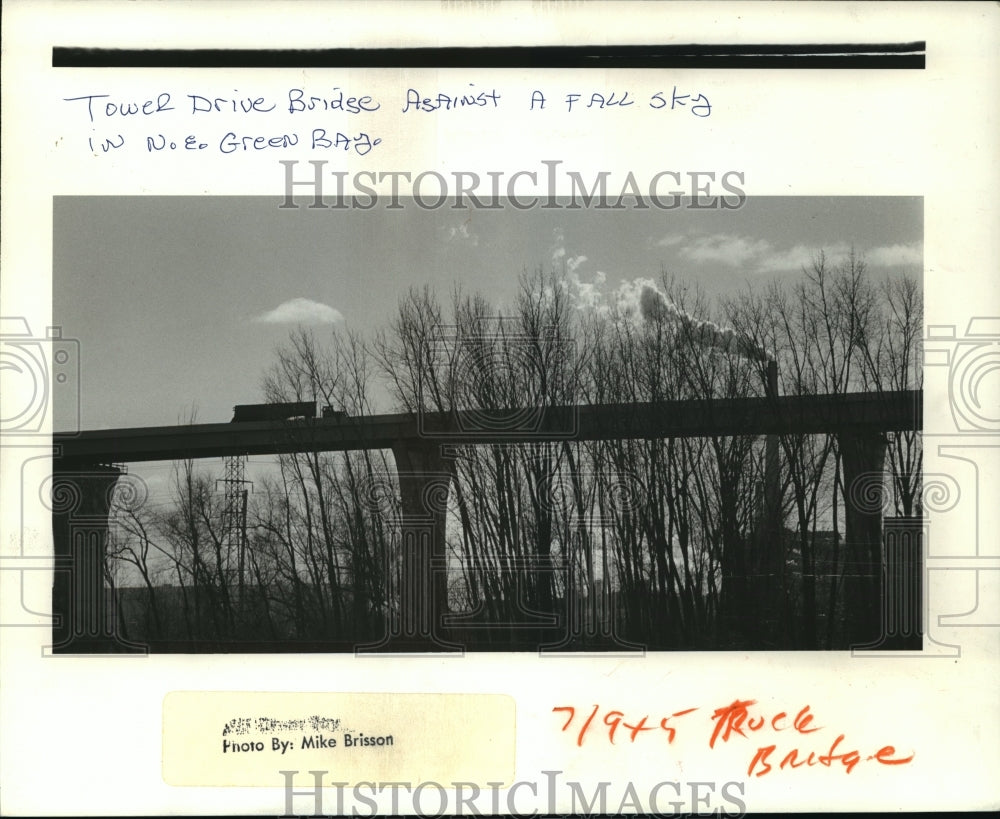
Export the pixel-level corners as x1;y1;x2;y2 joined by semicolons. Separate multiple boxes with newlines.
553;704;698;747
554;698;915;777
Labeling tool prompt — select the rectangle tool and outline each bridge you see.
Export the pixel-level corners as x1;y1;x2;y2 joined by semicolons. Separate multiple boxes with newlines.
50;389;921;653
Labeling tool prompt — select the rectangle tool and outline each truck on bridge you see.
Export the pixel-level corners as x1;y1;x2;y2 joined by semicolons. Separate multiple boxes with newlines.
231;401;316;423
230;402;348;422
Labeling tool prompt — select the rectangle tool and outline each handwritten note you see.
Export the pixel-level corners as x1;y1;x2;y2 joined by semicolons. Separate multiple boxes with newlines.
61;85;711;158
554;699;915;777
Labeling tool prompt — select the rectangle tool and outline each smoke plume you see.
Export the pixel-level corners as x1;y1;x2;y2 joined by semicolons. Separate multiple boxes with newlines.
638;283;773;362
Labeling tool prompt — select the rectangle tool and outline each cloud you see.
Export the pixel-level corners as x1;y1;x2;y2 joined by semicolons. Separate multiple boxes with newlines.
564;269;607;314
654;233;686;248
866;242;922;267
679;233;773;267
756;242;849;272
549;229;591;277
255;298;344;325
550;227;567;265
445;219;479;246
656;231;860;274
658;232;920;275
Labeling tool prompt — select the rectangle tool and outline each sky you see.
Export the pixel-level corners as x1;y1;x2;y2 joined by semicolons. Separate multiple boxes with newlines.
53;196;922;431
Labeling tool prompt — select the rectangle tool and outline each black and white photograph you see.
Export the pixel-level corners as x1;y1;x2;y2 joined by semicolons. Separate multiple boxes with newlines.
52;195;923;654
2;2;998;816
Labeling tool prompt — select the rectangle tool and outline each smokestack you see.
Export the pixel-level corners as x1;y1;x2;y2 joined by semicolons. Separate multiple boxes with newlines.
763;358;782;611
760;357;784;642
764;360;779;505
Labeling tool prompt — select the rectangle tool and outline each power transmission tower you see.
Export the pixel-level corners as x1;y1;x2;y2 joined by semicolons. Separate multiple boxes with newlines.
218;455;252;606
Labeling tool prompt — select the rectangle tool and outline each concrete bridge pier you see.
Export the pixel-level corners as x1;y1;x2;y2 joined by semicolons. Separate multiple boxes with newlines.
49;464;145;654
356;442;461;653
757;360;787;647
838;432;889;648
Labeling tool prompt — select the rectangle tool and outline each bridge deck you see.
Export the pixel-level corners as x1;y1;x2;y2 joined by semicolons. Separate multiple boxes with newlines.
53;390;921;465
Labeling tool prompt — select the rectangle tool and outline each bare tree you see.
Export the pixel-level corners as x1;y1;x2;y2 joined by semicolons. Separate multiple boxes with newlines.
116;251;920;652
